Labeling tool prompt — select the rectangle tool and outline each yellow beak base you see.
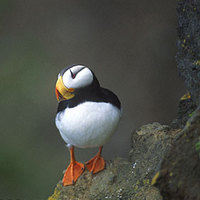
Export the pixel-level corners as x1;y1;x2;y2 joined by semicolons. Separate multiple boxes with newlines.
55;76;75;101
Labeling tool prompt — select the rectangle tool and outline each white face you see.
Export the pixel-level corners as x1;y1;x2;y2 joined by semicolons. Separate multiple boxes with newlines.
62;65;93;89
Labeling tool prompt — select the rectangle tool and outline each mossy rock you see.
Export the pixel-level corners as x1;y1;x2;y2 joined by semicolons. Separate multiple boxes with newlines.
48;157;163;200
155;107;200;200
49;122;182;200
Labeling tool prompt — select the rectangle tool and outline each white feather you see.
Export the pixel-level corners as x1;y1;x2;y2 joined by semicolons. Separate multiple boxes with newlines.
55;102;121;148
62;65;93;89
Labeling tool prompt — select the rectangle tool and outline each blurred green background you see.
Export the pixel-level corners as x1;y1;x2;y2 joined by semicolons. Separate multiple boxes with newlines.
0;0;185;199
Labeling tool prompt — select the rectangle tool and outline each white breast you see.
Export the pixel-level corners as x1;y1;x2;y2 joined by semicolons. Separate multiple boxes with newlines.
55;102;121;148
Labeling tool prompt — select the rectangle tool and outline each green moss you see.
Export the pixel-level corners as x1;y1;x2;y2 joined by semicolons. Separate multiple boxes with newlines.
143;179;150;185
193;60;200;65
180;92;191;100
169;172;173;177
133;184;139;191
189;111;195;117
151;172;160;185
195;141;200;152
48;184;62;200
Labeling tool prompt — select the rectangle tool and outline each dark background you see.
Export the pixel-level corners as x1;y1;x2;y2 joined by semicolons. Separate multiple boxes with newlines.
0;0;185;199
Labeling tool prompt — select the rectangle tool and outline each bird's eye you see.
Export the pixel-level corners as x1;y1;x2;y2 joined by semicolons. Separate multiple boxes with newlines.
70;69;76;79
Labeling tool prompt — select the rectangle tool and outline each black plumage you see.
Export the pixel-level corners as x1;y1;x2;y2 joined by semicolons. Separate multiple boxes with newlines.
57;87;121;113
57;64;121;113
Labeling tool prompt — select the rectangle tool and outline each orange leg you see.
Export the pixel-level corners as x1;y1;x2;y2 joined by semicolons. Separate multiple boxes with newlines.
85;146;105;174
62;146;85;186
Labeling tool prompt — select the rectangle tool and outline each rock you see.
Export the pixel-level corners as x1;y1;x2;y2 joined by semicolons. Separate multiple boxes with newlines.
129;122;180;181
176;0;200;106
154;107;200;200
48;158;135;200
48;157;163;200
153;1;200;197
49;123;181;200
170;93;197;129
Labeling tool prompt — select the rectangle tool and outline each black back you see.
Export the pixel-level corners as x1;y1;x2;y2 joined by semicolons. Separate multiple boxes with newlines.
57;65;121;113
57;87;121;113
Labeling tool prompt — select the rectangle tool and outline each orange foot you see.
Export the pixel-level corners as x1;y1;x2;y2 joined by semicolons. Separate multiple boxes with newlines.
85;146;105;174
62;161;85;186
62;146;85;186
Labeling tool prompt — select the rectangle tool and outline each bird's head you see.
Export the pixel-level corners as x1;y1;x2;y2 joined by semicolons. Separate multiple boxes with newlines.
55;64;100;102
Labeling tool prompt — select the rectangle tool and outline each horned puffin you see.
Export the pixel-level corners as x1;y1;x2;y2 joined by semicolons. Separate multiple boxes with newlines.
55;64;121;186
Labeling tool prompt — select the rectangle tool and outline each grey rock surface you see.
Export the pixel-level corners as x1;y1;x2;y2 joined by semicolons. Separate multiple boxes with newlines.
177;0;200;106
49;123;180;200
155;107;200;200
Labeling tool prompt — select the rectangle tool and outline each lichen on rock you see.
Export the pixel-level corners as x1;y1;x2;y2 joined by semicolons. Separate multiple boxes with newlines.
129;122;180;182
49;122;181;200
176;0;200;106
155;107;200;200
48;157;163;200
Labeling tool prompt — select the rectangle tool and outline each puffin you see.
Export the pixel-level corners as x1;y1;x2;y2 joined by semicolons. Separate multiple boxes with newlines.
55;64;121;186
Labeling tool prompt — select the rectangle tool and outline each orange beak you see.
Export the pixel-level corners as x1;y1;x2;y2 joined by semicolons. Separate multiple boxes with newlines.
55;76;75;101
